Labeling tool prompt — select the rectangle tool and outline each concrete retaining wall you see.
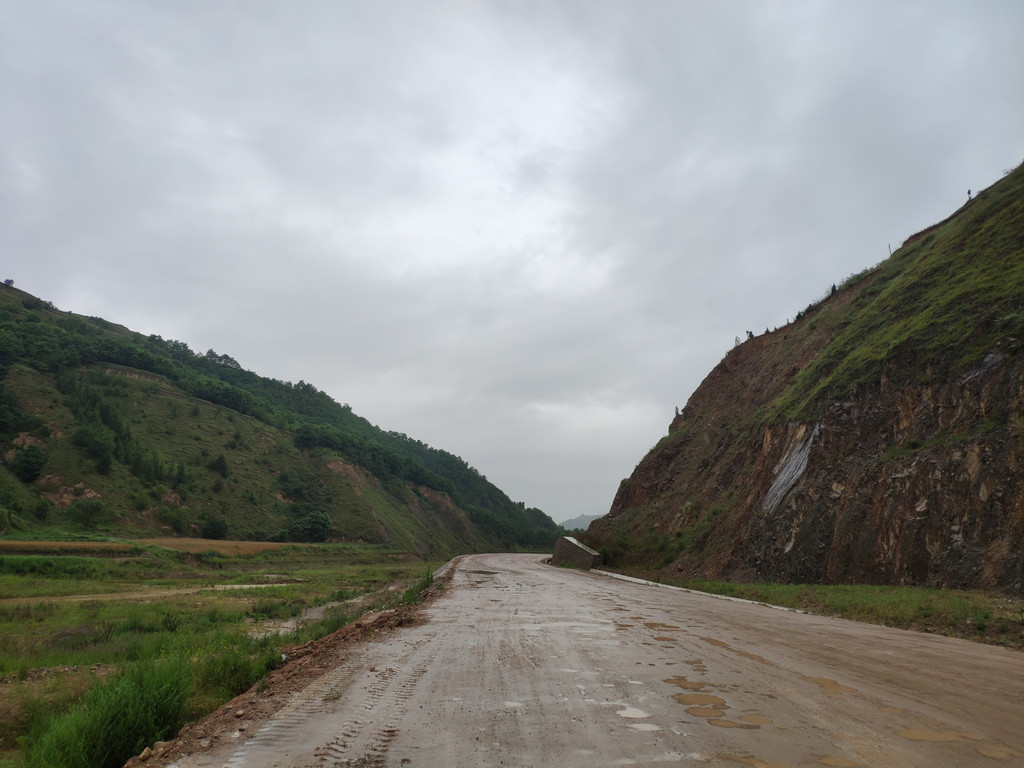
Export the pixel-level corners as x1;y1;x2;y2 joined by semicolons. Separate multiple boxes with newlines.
551;536;602;570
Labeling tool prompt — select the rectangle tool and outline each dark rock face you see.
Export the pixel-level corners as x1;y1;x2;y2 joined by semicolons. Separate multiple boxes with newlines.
593;335;1024;595
744;349;1024;592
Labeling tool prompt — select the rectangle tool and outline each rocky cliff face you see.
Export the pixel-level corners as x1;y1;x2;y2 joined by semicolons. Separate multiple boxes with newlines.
587;165;1024;594
744;345;1024;591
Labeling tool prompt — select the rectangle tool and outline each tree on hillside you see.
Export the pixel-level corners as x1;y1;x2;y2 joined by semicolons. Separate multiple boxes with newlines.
207;453;228;478
67;499;107;530
0;384;29;435
11;445;46;484
286;503;331;542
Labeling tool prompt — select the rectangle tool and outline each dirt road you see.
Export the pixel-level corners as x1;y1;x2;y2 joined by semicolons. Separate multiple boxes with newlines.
169;553;1024;767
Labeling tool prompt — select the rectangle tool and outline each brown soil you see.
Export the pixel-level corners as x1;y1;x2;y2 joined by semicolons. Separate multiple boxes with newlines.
0;539;135;553
134;538;292;555
0;538;291;556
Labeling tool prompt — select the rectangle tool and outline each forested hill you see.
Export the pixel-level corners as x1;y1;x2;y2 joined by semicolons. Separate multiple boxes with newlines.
0;285;560;552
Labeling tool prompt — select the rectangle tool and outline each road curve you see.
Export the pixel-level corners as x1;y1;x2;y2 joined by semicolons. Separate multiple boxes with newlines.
174;553;1024;768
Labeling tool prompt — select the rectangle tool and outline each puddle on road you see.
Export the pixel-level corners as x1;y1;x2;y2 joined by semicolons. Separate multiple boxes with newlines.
644;622;681;631
670;687;772;731
819;757;861;767
653;635;677;643
672;693;726;708
665;675;711;691
617;707;650;719
807;678;856;699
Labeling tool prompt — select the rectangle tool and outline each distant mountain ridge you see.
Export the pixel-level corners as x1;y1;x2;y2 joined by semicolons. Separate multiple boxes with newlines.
586;163;1024;594
0;286;560;552
560;514;603;531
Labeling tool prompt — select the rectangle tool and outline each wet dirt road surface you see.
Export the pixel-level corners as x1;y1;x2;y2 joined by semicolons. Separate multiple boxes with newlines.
174;553;1024;768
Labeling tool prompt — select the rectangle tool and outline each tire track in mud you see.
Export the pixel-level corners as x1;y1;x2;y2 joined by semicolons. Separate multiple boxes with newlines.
221;648;367;768
313;633;436;767
163;555;1024;768
220;632;436;768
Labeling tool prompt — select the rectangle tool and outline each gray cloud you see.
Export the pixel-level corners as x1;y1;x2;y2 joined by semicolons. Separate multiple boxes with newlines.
3;1;1022;523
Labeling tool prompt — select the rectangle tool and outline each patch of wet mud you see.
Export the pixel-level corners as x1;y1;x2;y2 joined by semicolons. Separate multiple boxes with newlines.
686;706;726;718
977;746;1024;759
684;658;708;673
897;729;983;743
700;636;773;666
709;719;760;729
668;678;772;731
672;693;726;708
665;675;711;691
628;722;661;731
718;755;789;768
807;678;856;699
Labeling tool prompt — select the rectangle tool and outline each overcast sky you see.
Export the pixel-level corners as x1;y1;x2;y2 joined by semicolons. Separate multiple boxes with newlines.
3;2;1022;524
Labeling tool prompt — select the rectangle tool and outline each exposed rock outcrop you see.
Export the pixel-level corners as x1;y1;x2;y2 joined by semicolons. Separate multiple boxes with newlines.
587;164;1024;594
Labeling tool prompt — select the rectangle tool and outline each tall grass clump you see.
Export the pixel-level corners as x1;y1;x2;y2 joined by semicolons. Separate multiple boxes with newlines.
193;633;280;707
0;555;106;578
399;568;434;605
25;657;191;768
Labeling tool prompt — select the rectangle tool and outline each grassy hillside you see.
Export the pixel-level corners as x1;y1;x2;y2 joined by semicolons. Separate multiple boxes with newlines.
765;164;1024;421
0;286;559;552
586;162;1024;593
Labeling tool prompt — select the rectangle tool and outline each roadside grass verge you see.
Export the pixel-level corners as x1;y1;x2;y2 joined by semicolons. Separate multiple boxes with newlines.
0;541;440;768
666;578;1024;649
399;568;435;605
24;658;191;768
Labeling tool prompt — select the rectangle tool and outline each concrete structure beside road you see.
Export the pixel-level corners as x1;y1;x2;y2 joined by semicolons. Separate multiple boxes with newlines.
551;536;602;570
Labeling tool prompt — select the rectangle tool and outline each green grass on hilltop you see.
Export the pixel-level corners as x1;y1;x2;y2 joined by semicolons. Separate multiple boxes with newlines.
765;163;1024;423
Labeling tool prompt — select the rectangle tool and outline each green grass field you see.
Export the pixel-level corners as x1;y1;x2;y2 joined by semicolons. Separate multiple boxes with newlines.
0;539;440;768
